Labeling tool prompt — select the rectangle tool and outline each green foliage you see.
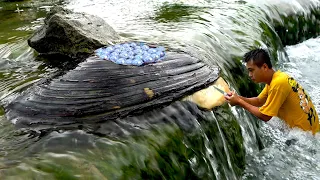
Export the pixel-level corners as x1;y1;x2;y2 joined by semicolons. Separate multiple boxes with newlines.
0;113;246;180
259;21;284;64
121;127;198;180
213;104;246;175
153;3;202;23
0;1;48;44
274;7;320;46
119;108;245;180
0;106;4;116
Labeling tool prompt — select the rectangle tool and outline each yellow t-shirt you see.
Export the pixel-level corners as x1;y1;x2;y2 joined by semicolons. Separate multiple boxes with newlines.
258;70;319;134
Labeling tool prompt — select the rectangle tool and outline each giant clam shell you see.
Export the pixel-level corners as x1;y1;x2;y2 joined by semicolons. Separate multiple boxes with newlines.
5;51;219;131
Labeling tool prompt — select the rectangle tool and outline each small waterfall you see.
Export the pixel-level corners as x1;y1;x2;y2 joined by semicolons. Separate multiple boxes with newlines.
0;0;319;179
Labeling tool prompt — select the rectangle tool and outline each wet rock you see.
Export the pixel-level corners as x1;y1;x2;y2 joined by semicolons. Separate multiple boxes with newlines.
28;7;120;59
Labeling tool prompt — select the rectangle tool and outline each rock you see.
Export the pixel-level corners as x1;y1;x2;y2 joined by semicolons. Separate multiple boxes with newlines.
28;7;120;59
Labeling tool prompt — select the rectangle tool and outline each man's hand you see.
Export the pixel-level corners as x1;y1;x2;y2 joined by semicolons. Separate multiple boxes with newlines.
224;90;272;122
224;91;240;106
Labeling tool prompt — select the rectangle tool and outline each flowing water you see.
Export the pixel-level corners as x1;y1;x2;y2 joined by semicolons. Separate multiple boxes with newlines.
0;0;319;179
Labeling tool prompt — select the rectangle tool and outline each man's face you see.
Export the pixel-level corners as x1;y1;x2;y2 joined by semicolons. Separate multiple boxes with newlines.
246;60;265;83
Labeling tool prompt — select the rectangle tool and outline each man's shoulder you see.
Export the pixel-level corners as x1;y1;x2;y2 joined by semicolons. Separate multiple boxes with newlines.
270;71;291;90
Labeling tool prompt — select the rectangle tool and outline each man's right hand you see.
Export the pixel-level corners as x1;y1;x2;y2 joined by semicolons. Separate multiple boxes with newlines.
225;91;241;106
226;91;235;97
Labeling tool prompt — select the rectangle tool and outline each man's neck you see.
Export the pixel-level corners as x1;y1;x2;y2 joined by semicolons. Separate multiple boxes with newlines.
265;69;275;85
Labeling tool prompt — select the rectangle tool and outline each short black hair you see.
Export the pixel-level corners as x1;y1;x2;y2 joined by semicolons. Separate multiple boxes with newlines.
243;49;272;68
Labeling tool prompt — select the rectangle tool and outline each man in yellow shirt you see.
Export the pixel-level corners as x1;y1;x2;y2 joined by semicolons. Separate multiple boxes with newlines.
225;49;319;135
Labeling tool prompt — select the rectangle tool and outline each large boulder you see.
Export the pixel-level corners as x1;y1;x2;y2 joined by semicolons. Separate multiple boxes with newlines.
28;7;120;59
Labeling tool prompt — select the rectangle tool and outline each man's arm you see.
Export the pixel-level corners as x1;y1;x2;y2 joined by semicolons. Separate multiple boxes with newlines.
239;96;266;107
227;92;266;107
237;99;272;122
225;93;272;122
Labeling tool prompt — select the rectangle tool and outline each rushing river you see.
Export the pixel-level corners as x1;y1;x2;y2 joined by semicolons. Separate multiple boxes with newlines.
0;0;319;179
